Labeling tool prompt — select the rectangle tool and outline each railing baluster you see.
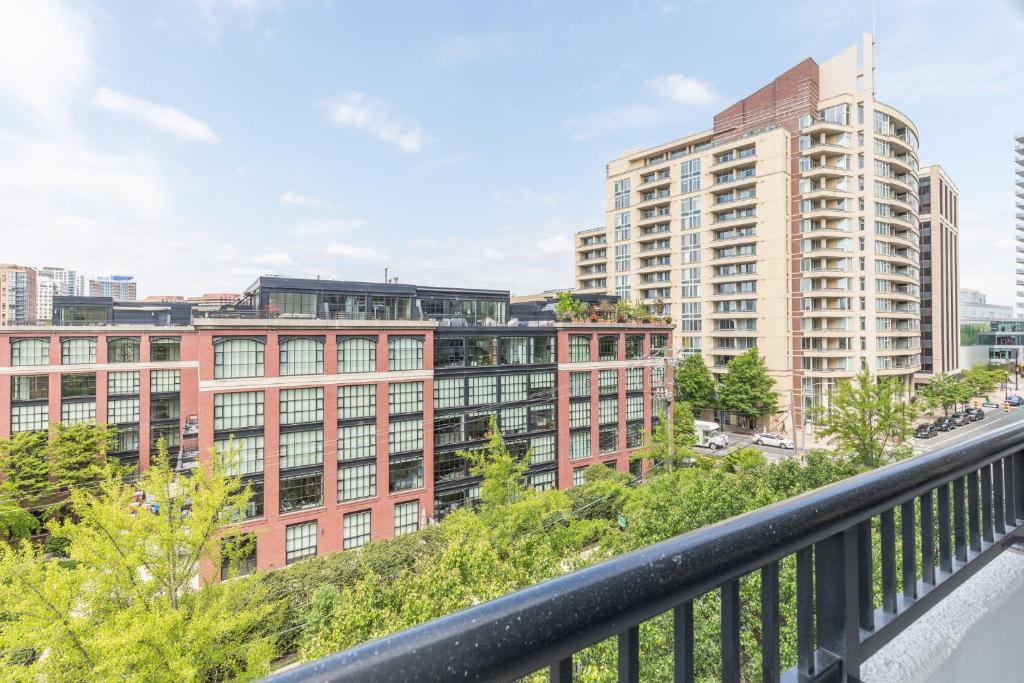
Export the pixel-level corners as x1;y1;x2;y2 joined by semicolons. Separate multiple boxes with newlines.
857;521;874;630
901;500;917;600
796;547;814;676
721;579;741;683
953;476;967;562
761;562;780;683
880;509;897;613
550;657;573;683
1004;455;1016;529
1016;452;1024;523
673;601;694;683
994;458;1006;535
815;530;861;680
938;482;952;573
617;625;639;683
968;470;981;552
981;464;994;543
920;490;935;586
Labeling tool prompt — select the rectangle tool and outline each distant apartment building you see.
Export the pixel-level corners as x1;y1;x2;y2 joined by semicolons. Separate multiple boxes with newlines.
89;275;137;301
0;264;37;326
143;293;238;311
574;34;957;429
918;165;959;374
0;276;670;573
1016;133;1024;314
37;267;85;297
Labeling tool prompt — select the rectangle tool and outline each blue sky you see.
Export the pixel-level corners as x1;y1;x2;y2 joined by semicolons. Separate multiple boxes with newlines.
1;0;1022;302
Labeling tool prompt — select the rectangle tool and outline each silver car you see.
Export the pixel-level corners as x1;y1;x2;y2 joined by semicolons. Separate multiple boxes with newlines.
754;432;794;449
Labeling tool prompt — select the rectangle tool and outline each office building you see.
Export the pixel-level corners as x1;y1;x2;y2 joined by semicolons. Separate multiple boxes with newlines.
575;34;956;429
0;264;37;326
918;165;959;375
89;275;137;301
960;289;1015;367
0;276;670;572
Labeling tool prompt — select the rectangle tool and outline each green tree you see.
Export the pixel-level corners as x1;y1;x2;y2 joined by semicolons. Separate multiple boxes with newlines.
674;354;716;411
464;418;529;508
634;401;697;471
962;365;1004;405
812;369;915;468
0;441;280;682
48;421;118;490
718;349;778;428
916;372;960;415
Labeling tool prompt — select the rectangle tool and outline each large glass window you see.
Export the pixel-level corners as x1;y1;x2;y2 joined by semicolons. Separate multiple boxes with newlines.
214;338;264;379
626;367;644;392
61;373;96;398
501;374;528;402
150;338;180;362
113;426;140;453
500;406;527;435
570;401;590;428
530;435;556;464
650;334;669;357
599;370;618;395
268;291;316;316
625;335;644;360
531;337;555;364
280;429;324;469
434;338;465;368
11;339;48;366
599;425;619;453
10;375;48;402
343;511;371;550
108;398;140;424
61;400;96;424
150;369;179;393
217;434;264;475
394;501;420;536
108;371;140;395
285;521;317;564
388;382;424;415
466;411;493;440
627;421;644;449
61;338;96;365
569;336;591;363
570;430;591;459
626;395;644;421
529;470;556;492
389;456;424;492
280;471;323;513
467;337;497;367
280;338;324;376
150;396;180;421
599;398;618;424
433;378;464;409
280;387;324;425
338;423;376;461
338;463;376;501
530;404;555;431
337;337;377;373
107;337;140;363
467;376;497;405
338;384;376;419
11;404;47;432
388;418;423;454
598;335;618;361
499;337;529;365
388;337;424;371
530;372;555;399
213;391;264;431
435;415;464;446
569;372;590;398
220;533;257;581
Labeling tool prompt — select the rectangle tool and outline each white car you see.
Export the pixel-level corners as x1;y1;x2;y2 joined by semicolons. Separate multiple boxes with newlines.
754;433;794;449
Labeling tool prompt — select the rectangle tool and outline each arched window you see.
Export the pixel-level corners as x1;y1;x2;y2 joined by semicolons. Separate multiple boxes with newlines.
108;337;140;363
61;338;96;365
388;336;424;371
214;338;265;379
337;337;376;373
11;338;48;366
280;337;324;376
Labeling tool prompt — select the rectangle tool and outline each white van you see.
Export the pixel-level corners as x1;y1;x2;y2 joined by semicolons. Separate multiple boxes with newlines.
694;420;730;451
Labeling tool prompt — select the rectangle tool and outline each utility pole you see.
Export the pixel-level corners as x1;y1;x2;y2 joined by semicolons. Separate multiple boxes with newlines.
664;354;674;473
789;387;802;464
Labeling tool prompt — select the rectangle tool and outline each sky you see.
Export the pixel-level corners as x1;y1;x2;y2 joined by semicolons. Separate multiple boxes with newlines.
1;0;1022;302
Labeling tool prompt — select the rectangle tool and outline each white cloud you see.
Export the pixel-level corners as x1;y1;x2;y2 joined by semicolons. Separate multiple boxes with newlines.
437;33;513;65
0;0;93;129
646;74;718;105
289;218;363;236
324;92;424;153
278;190;334;208
250;252;293;267
91;87;220;142
536;235;572;254
326;243;387;261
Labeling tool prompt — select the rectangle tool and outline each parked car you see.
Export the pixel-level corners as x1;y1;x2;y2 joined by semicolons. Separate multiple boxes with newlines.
967;407;986;421
1008;396;1023;407
933;417;954;432
950;413;969;426
753;432;794;449
914;423;937;439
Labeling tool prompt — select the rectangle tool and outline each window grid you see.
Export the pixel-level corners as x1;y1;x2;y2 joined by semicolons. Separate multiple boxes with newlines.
338;337;377;373
573;466;587;486
530;435;556;464
627;421;644;449
570;429;592;460
150;338;181;362
388;337;424;371
599;398;618;424
61;338;96;365
217;434;264;475
280;471;323;513
338;384;376;419
389;418;423;454
530;372;555;398
433;378;465;409
285;521;317;564
338;463;376;501
598;335;618;361
150;369;180;393
213;391;264;431
530;404;555;431
11;404;47;432
529;470;556;492
107;398;140;424
280;387;324;425
280;429;324;469
626;367;644;392
569;335;591;363
108;371;140;395
11;339;48;366
599;370;618;395
570;401;591;428
394;501;420;536
569;372;590;398
338;423;376;461
388;381;424;415
501;406;527;435
280;338;324;376
626;394;644;421
467;376;497;405
389;456;424;492
599;425;619;453
501;374;528;402
343;511;372;549
61;400;96;424
108;338;140;363
214;338;264;379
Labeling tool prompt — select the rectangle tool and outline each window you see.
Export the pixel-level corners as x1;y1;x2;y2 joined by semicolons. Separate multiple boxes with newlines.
214;338;264;379
501;406;527;435
466;412;494;440
107;337;140;363
338;337;377;373
113;426;140;453
339;423;376;461
10;375;48;402
569;372;590;398
150;396;180;421
599;425;619;453
220;534;257;580
569;336;591;363
338;463;376;501
343;511;371;550
627;421;644;449
150;338;180;362
626;395;644;421
280;471;323;513
394;501;420;536
614;178;631;209
501;374;528;402
435;415;464;445
529;471;556;492
280;429;324;469
434;338;465;368
150;369;179;394
615;244;631;273
467;376;497;405
615;275;630;300
11;339;48;366
217;434;264;475
61;338;95;365
61;373;96;398
280;387;323;425
599;370;618;395
570;430;591;459
625;335;643;360
338;384;376;420
530;404;555;431
626;367;644;392
108;398;140;424
530;435;556;464
213;391;264;431
570;401;591;428
681;232;701;264
61;400;96;424
499;337;529;365
243;479;264;519
467;337;497;366
390;456;424;492
650;335;669;357
599;398;618;424
434;378;464;409
285;521;317;564
268;291;315;316
681;159;701;193
103;371;137;396
389;381;423;415
573;466;587;486
389;418;423;454
280;338;324;376
11;404;47;432
388;337;424;371
530;372;554;398
614;211;631;242
598;335;618;361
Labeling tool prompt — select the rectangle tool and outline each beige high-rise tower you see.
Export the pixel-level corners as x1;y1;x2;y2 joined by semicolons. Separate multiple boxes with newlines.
575;35;957;430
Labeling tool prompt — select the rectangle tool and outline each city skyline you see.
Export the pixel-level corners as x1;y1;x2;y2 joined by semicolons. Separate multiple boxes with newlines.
0;1;1022;302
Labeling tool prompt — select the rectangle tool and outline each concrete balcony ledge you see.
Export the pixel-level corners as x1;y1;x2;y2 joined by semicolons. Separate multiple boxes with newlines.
862;547;1024;683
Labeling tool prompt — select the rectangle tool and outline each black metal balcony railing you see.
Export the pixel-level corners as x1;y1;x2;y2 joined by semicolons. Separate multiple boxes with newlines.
265;422;1024;683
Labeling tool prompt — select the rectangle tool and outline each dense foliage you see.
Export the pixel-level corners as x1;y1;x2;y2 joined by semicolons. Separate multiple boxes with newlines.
717;349;778;428
674;354;717;411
